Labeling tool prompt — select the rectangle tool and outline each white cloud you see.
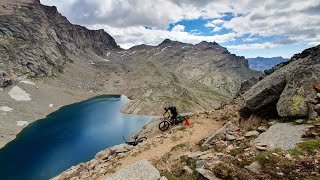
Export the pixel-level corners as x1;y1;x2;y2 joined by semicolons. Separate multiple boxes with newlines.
242;37;258;42
205;19;225;27
212;27;222;32
308;42;320;46
40;0;320;50
226;42;280;50
89;24;238;49
171;24;185;32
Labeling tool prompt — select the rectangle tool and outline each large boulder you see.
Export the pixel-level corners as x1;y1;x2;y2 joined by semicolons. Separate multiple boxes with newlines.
106;160;161;180
241;45;320;118
254;123;308;150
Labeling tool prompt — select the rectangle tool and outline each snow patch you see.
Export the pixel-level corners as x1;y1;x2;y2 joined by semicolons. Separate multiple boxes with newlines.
0;106;13;112
16;121;29;126
49;104;53;107
154;46;171;55
128;51;136;56
8;86;31;101
20;80;35;85
107;52;111;57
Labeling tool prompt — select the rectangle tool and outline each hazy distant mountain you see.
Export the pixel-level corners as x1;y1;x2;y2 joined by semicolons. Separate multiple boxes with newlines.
247;56;289;71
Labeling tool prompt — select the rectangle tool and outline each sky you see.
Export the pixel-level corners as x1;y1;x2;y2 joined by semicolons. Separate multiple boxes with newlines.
40;0;320;58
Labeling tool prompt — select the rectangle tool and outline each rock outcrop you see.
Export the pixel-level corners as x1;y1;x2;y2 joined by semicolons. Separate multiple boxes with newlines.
241;45;320;119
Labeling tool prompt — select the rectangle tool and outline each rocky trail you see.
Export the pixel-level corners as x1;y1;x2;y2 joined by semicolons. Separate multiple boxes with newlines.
54;98;320;180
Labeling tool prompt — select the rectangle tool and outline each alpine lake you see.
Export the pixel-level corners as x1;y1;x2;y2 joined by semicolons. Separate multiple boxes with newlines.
0;95;154;180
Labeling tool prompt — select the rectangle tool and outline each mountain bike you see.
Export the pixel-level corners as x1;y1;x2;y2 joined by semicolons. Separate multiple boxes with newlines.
158;116;178;131
122;136;147;146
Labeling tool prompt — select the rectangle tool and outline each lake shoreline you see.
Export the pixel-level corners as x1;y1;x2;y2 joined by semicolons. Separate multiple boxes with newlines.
0;80;152;150
0;94;155;180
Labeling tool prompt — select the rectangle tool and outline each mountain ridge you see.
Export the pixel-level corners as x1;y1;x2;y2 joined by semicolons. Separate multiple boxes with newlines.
0;0;262;115
0;0;262;148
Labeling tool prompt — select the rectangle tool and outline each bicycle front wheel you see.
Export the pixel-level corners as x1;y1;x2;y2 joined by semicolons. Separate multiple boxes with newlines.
159;121;170;131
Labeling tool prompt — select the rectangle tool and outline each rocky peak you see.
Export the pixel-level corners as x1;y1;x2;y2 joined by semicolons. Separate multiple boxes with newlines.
195;41;229;54
158;39;186;47
197;41;219;46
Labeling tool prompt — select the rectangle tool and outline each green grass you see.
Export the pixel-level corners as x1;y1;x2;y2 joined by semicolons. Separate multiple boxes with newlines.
288;140;320;156
297;140;320;155
171;143;187;151
177;126;186;131
256;149;283;166
230;144;245;156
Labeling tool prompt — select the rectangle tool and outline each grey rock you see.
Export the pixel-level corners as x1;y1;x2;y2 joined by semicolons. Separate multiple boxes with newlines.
255;146;267;151
106;160;161;180
254;123;308;150
196;168;220;180
215;153;225;157
160;176;168;180
244;130;259;137
295;119;305;124
202;121;235;147
317;93;320;98
308;103;318;120
257;126;268;132
241;45;320;118
184;151;208;159
196;159;207;168
245;161;262;173
315;104;320;114
0;88;3;92
226;133;236;141
110;144;132;154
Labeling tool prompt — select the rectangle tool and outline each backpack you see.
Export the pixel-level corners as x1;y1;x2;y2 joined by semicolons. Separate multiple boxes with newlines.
168;106;177;113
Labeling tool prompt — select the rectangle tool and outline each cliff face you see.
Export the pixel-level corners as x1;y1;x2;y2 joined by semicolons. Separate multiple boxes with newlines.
0;0;118;87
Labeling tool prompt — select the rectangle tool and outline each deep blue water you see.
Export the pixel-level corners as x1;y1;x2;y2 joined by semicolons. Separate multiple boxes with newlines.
0;95;153;180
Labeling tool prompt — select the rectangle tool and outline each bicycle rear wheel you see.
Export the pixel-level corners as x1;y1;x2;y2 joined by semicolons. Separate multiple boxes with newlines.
137;137;147;144
159;121;170;131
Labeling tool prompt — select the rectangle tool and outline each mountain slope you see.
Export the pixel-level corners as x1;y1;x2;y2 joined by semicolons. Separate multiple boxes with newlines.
0;0;262;116
0;0;118;87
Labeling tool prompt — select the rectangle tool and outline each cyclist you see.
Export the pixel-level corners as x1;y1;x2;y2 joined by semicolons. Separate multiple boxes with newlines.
163;106;178;124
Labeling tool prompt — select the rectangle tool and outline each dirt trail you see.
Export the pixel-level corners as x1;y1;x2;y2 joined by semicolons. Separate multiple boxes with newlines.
108;116;223;174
